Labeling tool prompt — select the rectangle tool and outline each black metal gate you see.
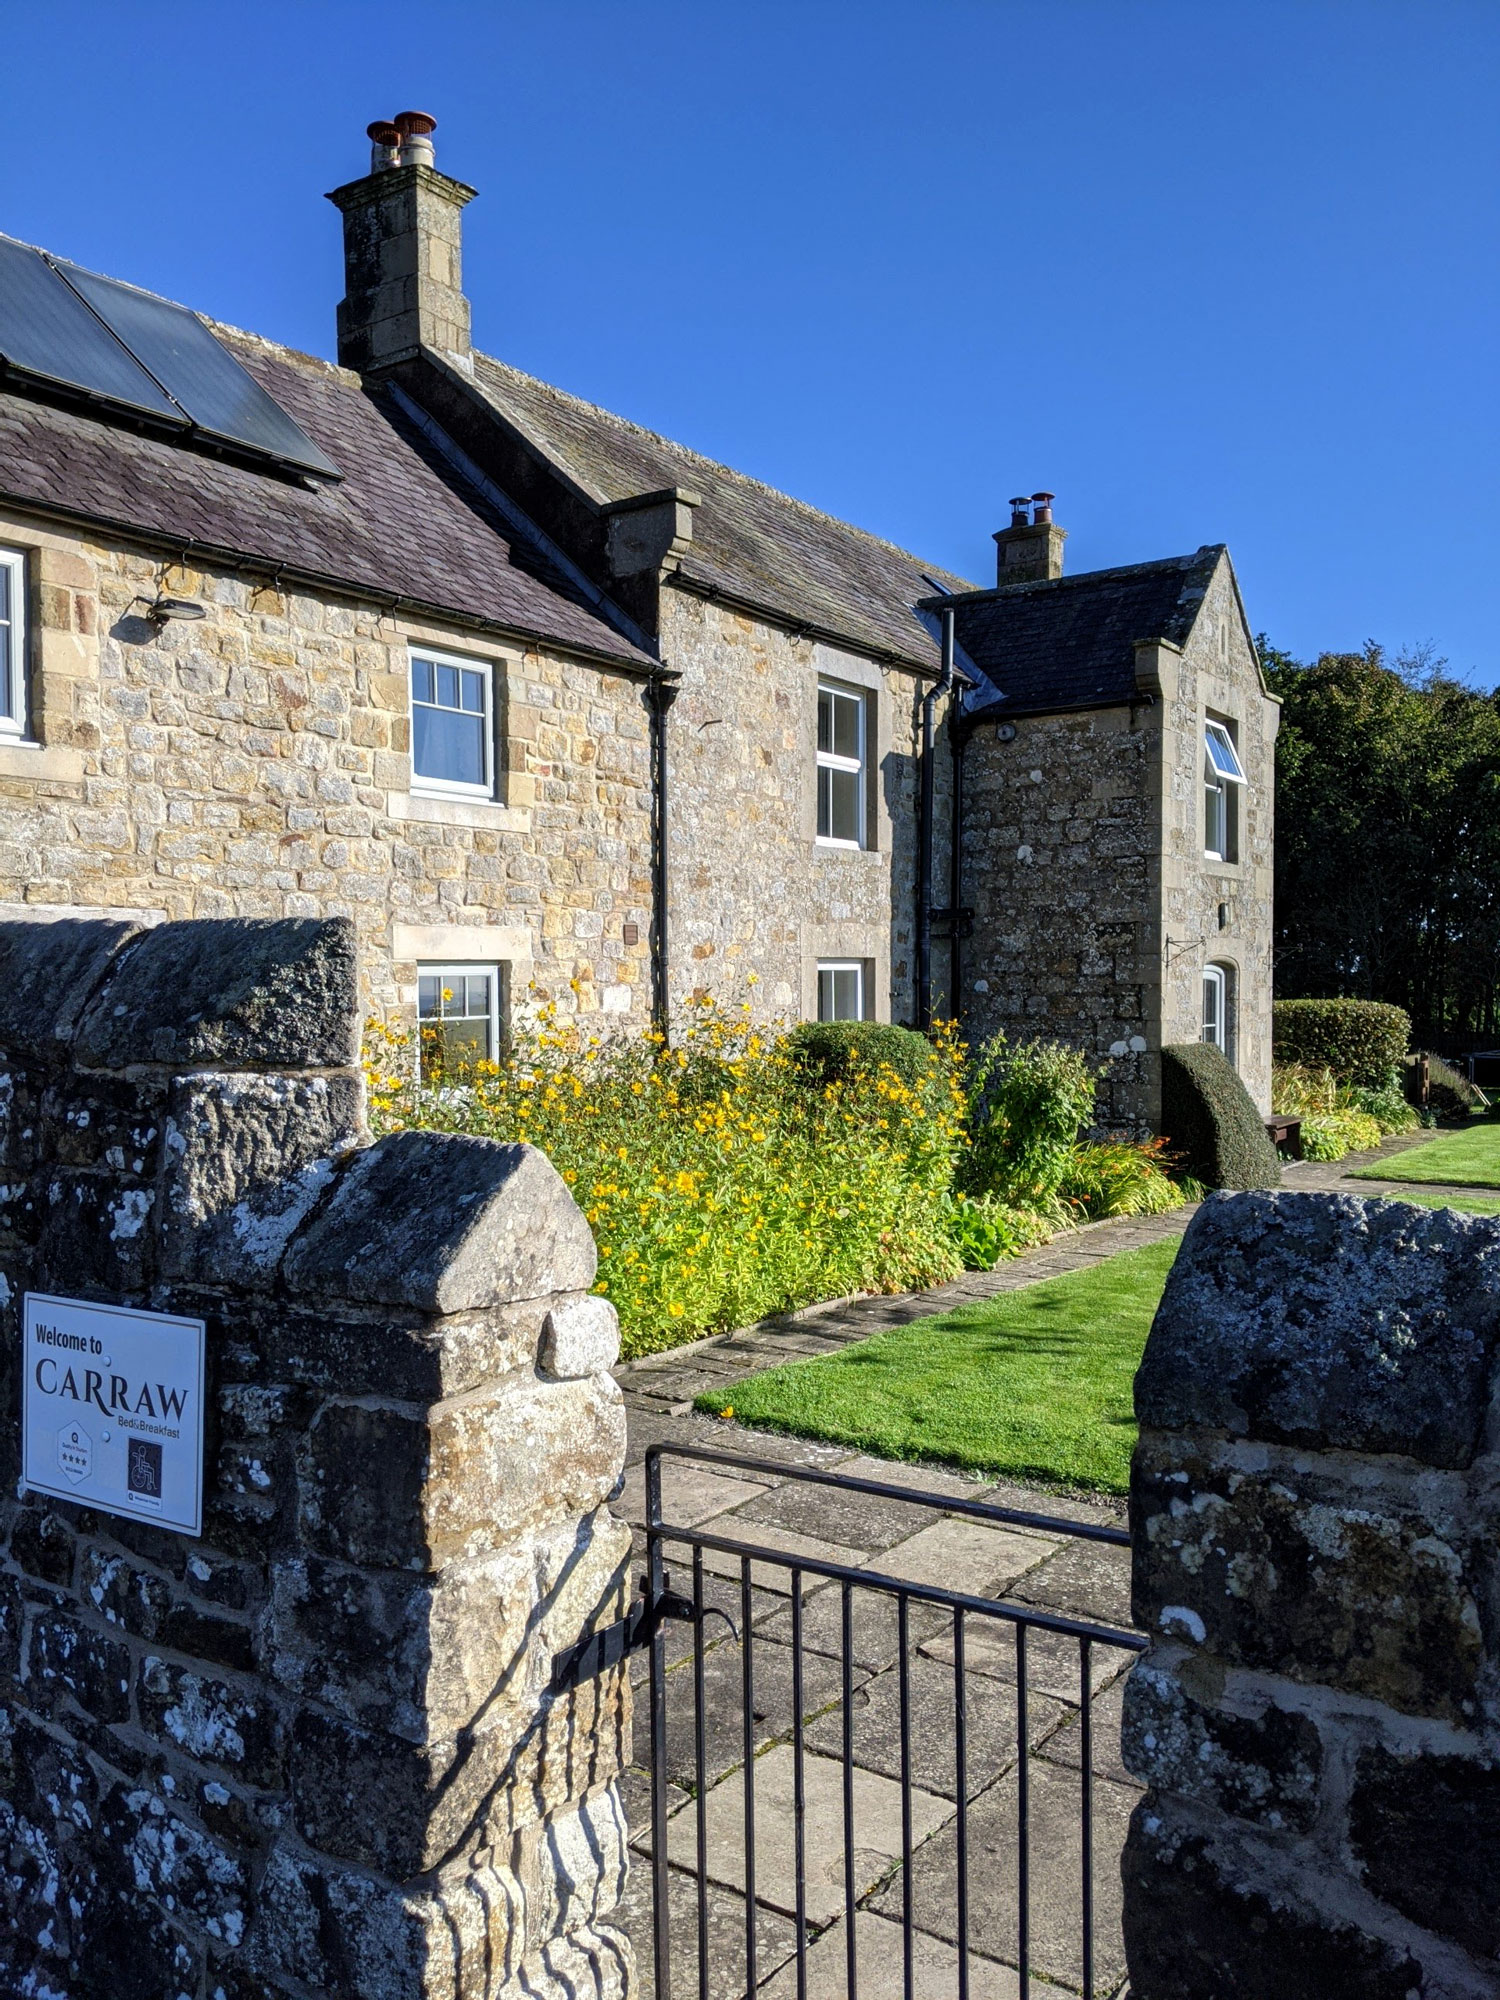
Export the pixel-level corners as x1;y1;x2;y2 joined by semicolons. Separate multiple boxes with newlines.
637;1442;1145;2000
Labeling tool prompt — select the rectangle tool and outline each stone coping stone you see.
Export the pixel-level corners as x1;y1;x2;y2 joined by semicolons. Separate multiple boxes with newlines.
1135;1189;1500;1468
283;1128;596;1311
73;915;359;1070
0;917;142;1063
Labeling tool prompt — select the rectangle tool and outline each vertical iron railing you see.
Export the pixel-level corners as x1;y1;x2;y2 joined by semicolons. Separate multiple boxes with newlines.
642;1443;1144;2000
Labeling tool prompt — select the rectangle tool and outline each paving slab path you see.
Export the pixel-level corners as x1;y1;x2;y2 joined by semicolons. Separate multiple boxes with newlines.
609;1129;1464;2000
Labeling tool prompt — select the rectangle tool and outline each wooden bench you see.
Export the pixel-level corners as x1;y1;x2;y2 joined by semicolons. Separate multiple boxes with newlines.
1265;1114;1303;1160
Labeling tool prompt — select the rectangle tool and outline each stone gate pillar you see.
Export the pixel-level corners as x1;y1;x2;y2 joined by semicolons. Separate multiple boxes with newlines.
1122;1189;1500;2000
0;915;633;2000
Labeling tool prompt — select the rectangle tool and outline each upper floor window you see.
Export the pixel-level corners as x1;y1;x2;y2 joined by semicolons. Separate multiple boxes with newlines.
0;548;28;739
411;648;494;799
418;962;501;1078
1203;718;1244;863
817;960;865;1022
817;682;866;847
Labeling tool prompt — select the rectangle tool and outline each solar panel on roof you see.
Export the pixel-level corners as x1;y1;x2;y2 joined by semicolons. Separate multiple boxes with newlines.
0;235;183;423
60;260;340;480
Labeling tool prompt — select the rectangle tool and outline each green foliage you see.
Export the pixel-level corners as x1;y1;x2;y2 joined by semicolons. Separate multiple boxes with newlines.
1272;997;1410;1085
784;1019;931;1090
366;1001;966;1359
1350;1076;1421;1134
1161;1042;1281;1189
1422;1053;1490;1120
1264;639;1500;1041
1272;1061;1413;1163
944;1191;1052;1270
960;1034;1098;1205
1056;1138;1186;1218
698;1238;1182;1494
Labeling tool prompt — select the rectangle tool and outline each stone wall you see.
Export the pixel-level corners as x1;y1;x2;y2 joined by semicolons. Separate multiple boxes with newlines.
658;587;944;1026
1152;559;1277;1116
0;509;656;1032
959;702;1159;1130
1123;1189;1500;1999
0;913;633;1999
0;513;947;1045
958;549;1279;1131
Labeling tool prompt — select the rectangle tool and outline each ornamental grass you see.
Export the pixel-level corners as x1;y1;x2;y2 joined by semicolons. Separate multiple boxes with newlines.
364;996;967;1359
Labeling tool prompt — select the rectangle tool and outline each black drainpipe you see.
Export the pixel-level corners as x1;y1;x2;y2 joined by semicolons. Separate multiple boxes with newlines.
916;605;956;1030
948;711;965;1020
646;675;680;1038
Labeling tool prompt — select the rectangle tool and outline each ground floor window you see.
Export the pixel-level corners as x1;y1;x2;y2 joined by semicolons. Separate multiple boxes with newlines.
1202;962;1235;1061
817;960;865;1022
418;963;501;1077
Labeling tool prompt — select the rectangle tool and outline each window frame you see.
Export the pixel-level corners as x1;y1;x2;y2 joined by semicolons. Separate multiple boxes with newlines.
409;645;497;802
0;546;29;741
1203;717;1245;864
816;959;866;1023
816;680;868;850
1202;962;1237;1064
416;961;503;1079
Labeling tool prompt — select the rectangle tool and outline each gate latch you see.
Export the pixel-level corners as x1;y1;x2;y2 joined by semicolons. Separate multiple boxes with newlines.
551;1572;728;1691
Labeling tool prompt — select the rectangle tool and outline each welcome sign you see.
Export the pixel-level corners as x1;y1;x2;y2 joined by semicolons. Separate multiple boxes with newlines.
23;1293;205;1536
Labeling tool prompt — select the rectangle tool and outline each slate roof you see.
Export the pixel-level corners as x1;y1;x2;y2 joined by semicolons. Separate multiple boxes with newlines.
0;327;653;672
930;548;1226;717
469;354;974;673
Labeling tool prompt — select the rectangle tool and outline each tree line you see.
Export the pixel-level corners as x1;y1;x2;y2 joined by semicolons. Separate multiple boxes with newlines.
1262;640;1500;1046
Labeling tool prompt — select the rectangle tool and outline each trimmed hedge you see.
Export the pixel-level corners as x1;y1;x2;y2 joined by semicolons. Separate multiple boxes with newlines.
1161;1043;1281;1190
784;1019;931;1089
1271;998;1410;1086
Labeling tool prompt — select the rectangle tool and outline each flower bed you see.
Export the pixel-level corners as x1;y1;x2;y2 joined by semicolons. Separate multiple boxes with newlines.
366;1004;1192;1359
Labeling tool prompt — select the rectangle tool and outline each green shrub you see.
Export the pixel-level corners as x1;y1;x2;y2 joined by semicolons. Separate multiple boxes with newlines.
960;1035;1098;1206
1350;1076;1419;1134
1272;998;1411;1085
784;1019;932;1091
1057;1138;1186;1219
1419;1052;1490;1120
945;1192;1052;1269
1161;1043;1281;1189
366;1002;965;1358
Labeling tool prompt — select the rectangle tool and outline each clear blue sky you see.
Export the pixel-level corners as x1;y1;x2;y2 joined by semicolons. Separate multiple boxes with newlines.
5;2;1497;681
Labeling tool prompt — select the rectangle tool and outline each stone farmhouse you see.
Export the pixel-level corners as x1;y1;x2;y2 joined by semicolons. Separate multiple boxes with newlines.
0;112;1276;1129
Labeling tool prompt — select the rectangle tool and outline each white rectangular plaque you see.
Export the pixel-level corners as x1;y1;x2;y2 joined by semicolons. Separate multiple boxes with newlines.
22;1292;205;1536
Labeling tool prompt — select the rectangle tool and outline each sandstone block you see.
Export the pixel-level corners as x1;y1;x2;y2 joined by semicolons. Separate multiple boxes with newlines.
137;1655;286;1787
1131;1436;1482;1722
73;915;359;1069
1121;1802;1425;2000
1349;1743;1500;1961
0;917;140;1065
1136;1191;1500;1468
159;1067;364;1283
1120;1651;1322;1832
26;1602;133;1723
283;1130;596;1311
540;1294;620;1377
298;1372;625;1569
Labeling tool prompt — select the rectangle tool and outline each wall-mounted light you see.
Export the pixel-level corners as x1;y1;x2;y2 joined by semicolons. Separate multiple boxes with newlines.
148;596;206;626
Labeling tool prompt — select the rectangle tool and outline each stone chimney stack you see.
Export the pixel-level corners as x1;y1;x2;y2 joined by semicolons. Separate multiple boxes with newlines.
993;491;1067;585
326;111;476;374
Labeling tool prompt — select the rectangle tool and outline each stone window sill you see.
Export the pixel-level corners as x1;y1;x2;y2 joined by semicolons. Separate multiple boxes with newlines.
0;741;85;783
387;791;530;833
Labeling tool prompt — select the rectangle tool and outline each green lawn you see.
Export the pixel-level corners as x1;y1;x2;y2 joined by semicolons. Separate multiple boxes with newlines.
696;1239;1182;1496
1360;1186;1500;1216
1352;1118;1500;1190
